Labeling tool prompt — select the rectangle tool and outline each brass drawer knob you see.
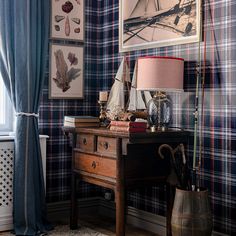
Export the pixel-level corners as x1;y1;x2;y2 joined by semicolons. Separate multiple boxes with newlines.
99;141;109;150
83;138;87;145
103;142;109;150
91;161;96;169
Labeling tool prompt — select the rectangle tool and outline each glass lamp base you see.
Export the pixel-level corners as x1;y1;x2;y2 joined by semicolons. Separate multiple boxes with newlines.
147;92;172;132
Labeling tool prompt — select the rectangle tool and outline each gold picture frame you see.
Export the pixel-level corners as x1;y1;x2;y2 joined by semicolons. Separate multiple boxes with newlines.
119;0;201;52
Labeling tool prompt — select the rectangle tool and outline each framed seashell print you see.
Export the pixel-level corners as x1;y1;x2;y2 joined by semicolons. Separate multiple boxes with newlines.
51;0;84;41
49;43;84;99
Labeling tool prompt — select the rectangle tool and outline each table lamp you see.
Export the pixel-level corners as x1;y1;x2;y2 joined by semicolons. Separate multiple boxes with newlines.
136;56;184;132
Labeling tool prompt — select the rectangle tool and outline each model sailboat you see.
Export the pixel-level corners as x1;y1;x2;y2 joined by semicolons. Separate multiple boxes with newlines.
106;57;152;120
127;61;152;111
106;57;130;113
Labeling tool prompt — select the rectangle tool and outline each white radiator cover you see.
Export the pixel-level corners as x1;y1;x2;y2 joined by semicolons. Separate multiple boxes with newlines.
0;135;48;231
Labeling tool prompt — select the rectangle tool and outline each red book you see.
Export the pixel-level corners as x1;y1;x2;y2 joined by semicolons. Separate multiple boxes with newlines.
110;120;147;128
110;125;146;133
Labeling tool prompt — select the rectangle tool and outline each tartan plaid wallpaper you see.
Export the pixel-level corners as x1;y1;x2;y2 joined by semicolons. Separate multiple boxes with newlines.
39;0;236;234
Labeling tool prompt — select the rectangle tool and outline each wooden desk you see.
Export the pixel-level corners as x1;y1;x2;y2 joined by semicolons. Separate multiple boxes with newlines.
63;127;189;236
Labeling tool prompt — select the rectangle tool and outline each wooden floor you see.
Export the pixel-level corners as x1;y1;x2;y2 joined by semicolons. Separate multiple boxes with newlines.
46;209;161;236
78;213;161;236
0;212;161;236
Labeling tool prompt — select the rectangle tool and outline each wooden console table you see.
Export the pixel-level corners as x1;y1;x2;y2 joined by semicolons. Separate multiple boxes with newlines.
63;127;189;236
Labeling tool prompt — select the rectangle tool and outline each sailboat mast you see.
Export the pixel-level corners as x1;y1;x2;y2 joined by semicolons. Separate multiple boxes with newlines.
155;0;160;11
130;0;161;18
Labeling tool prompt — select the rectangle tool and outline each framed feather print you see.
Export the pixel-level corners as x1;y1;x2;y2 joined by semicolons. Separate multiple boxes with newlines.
49;43;84;99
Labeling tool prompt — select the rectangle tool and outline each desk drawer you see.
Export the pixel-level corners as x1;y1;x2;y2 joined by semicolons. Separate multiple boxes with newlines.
74;152;116;178
77;134;95;152
97;136;116;157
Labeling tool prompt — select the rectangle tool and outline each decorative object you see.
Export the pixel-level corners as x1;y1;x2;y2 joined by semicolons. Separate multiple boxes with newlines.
49;43;84;99
106;57;130;118
106;57;151;121
136;56;184;131
170;2;212;234
109;120;147;133
98;100;107;126
158;143;212;235
51;0;84;41
106;57;134;121
119;0;201;52
99;91;108;102
158;143;189;187
172;188;212;236
98;91;108;126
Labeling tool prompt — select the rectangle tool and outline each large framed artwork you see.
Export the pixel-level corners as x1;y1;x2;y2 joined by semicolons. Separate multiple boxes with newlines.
51;0;84;41
119;0;201;52
49;43;84;99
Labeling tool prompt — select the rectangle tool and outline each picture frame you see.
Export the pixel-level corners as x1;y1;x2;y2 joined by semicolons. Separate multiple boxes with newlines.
50;0;84;42
119;0;201;52
49;43;84;99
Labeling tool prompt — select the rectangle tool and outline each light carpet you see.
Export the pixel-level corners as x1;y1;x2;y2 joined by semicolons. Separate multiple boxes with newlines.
47;225;108;236
0;225;108;236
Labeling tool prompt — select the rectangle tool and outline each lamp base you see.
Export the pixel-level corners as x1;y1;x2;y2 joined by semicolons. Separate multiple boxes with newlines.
150;125;168;132
147;91;172;132
150;126;157;132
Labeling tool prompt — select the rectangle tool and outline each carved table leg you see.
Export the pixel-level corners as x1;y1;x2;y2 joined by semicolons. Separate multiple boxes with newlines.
116;138;125;236
70;172;78;229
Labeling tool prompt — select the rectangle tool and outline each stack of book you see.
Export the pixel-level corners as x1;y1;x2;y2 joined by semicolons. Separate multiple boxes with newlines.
109;120;147;133
64;116;100;128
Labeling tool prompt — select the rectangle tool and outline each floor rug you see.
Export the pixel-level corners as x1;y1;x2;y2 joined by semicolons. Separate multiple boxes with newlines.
47;225;108;236
0;225;108;236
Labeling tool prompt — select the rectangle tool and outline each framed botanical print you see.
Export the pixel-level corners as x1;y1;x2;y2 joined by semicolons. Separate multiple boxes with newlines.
49;43;84;99
51;0;84;41
119;0;201;52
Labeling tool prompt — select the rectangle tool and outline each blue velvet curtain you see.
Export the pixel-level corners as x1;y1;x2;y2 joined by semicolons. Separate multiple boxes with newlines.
0;0;51;235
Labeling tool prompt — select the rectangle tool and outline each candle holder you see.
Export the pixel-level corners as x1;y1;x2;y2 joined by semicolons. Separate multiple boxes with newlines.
98;100;108;126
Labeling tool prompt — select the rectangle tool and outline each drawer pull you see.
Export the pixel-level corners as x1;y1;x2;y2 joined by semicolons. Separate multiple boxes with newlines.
83;138;87;145
91;161;96;169
103;142;109;150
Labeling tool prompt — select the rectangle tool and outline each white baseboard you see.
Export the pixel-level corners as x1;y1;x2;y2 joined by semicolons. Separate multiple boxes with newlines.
47;197;228;236
0;214;13;232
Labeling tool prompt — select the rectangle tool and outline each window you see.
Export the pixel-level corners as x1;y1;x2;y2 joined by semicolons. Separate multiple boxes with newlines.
0;77;13;134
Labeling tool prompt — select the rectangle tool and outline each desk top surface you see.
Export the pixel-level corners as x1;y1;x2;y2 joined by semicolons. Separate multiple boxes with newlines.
62;126;190;143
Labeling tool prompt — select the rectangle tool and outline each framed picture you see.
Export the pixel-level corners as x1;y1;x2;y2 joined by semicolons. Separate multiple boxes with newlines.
49;43;84;99
119;0;201;52
51;0;84;41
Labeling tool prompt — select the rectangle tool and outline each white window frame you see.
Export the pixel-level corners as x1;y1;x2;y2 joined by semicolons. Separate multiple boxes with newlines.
0;78;14;135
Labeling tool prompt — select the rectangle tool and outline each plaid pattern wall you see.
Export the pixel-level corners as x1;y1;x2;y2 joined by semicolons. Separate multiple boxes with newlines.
39;0;103;203
39;0;236;234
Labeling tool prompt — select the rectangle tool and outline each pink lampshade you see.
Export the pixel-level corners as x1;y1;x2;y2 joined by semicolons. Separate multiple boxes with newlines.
136;56;184;92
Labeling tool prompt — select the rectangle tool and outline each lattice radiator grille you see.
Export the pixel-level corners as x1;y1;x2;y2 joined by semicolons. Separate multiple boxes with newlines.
0;140;14;231
0;147;14;207
0;137;47;231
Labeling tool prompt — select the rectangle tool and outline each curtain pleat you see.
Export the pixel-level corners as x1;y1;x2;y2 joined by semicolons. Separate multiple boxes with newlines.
0;0;52;235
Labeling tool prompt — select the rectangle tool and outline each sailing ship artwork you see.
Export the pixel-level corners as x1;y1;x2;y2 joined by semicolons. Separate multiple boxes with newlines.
119;0;201;52
106;57;152;121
